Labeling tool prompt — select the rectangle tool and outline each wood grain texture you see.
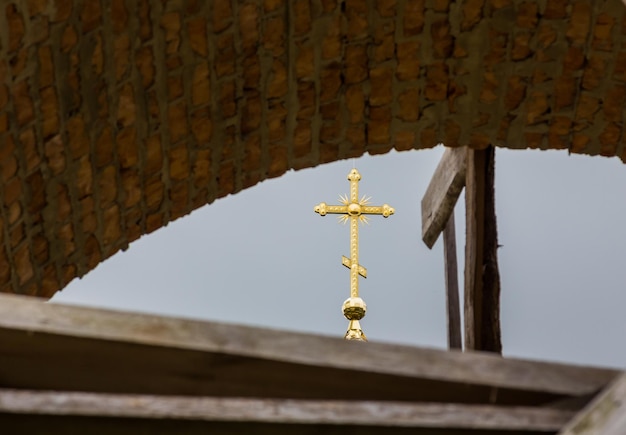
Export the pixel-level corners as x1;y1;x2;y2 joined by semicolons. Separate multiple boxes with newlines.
421;147;467;249
464;147;501;353
0;389;576;431
559;373;626;435
0;294;617;404
443;214;462;350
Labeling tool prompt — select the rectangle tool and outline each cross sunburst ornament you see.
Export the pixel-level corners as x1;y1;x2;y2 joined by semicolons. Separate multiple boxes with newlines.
314;168;394;341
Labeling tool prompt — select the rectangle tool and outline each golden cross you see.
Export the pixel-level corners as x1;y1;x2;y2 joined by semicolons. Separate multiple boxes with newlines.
314;168;394;341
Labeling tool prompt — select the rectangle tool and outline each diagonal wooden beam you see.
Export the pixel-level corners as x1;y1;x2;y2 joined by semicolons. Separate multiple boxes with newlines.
464;146;501;353
421;147;467;249
558;372;626;435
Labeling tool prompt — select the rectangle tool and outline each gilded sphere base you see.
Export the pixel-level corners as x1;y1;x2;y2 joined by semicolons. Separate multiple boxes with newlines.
342;297;366;320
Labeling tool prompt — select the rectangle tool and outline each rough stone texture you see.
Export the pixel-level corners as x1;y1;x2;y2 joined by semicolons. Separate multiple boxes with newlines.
0;0;625;297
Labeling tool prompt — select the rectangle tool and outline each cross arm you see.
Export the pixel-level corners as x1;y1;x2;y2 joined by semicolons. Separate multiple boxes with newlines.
361;204;395;217
314;203;348;216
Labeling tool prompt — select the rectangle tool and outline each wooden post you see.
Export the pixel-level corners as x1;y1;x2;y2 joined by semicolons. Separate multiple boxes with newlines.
443;214;462;349
464;147;501;353
421;147;466;350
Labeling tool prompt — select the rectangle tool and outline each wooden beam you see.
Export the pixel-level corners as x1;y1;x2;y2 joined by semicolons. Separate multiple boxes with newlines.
443;213;462;349
0;293;617;403
421;147;467;249
559;373;626;435
464;147;501;353
0;389;576;432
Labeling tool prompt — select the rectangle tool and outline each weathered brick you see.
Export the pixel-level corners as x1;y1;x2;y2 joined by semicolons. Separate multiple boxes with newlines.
554;75;576;110
191;108;212;143
566;2;591;46
296;44;315;79
346;0;368;39
169;146;189;181
114;34;130;80
99;165;118;205
574;94;600;122
582;55;606;91
81;1;101;33
515;2;538;28
138;0;152;41
193;149;212;188
56;183;71;221
293;0;311;36
136;46;155;88
511;32;532;60
102;205;121;245
170;181;189;219
75;155;93;198
368;106;391;144
322;16;342;60
13;80;34;127
168;102;187;143
14;244;34;285
167;75;183;101
264;17;285;55
592;13;614;51
111;0;127;33
403;0;425;36
394;130;416;151
480;72;499;103
461;0;484;31
396;41;420;81
345;45;368;84
219;81;236;117
267;146;288;178
397;88;419;121
603;85;626;122
6;4;25;52
369;67;393;106
213;0;232;33
53;0;72;22
267;101;287;142
319;63;341;103
544;0;567;19
425;63;448;101
61;24;78;52
293;121;312;158
345;85;365;123
191;63;210;106
43;134;65;175
188;17;208;56
144;177;164;211
431;19;453;59
267;59;287;98
526;91;549;125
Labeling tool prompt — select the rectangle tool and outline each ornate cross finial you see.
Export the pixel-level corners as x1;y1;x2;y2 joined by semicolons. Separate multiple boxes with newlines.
314;169;394;341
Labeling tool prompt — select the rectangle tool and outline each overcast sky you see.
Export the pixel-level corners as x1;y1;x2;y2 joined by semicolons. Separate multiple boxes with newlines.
52;147;626;370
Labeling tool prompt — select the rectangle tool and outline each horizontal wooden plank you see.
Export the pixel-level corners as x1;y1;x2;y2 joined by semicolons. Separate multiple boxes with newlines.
421;147;467;249
0;294;617;404
559;372;626;435
0;389;574;432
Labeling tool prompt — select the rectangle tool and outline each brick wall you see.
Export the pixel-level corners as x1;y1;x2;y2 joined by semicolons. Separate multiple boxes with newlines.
0;0;625;297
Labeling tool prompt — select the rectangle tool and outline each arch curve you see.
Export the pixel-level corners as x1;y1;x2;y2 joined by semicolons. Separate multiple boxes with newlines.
1;0;625;297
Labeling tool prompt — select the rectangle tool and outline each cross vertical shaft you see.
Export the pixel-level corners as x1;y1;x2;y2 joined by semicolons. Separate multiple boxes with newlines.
314;168;395;341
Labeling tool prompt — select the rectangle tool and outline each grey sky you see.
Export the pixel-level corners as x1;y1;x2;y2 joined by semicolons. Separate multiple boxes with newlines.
52;148;626;370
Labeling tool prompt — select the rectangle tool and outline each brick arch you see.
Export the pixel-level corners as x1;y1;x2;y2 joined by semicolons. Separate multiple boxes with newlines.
1;0;625;297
